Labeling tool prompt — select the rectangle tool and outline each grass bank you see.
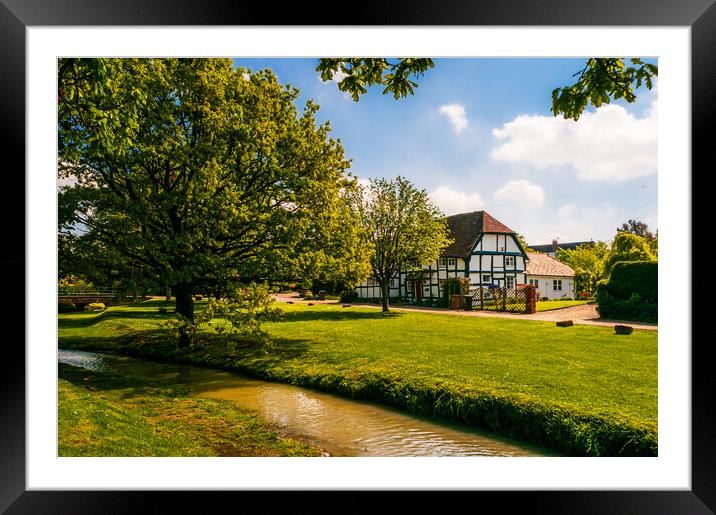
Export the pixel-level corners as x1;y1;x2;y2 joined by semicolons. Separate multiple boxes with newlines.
58;363;320;457
59;299;658;457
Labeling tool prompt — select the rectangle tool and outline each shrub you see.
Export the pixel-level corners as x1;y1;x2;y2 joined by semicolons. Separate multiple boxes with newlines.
596;285;657;323
195;294;203;301
340;290;359;303
607;261;657;303
85;302;105;311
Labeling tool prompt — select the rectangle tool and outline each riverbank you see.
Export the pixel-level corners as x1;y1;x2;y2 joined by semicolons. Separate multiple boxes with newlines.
59;363;321;457
58;299;658;457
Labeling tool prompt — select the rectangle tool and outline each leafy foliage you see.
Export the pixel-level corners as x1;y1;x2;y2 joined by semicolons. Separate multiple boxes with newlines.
349;176;453;312
316;58;435;101
58;58;369;345
551;58;658;121
602;233;657;277
617;219;656;242
556;241;609;295
196;283;283;341
603;261;657;303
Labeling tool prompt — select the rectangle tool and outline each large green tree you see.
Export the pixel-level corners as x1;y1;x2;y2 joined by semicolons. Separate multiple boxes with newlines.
317;57;657;121
58;58;367;346
350;176;453;313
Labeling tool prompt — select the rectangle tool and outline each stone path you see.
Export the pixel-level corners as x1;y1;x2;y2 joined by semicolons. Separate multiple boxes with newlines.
274;293;658;331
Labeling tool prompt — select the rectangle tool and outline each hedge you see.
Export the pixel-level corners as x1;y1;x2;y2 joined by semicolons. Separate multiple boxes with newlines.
596;261;657;323
607;261;657;302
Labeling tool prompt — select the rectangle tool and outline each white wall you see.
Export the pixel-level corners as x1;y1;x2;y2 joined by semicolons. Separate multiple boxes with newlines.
528;275;574;300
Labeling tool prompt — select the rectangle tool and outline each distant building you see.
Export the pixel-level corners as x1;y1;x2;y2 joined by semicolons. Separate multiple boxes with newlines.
529;239;594;257
524;252;575;300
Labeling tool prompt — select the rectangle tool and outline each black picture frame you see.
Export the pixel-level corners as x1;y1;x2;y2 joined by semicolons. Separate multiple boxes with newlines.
2;1;712;513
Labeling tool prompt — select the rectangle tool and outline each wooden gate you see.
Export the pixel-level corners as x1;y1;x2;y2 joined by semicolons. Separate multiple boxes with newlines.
471;285;534;313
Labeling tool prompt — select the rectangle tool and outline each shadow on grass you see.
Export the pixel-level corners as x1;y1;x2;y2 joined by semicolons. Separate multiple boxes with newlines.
59;327;314;377
280;309;403;323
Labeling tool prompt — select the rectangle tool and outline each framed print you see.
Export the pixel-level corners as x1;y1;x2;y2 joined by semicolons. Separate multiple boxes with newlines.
2;0;714;512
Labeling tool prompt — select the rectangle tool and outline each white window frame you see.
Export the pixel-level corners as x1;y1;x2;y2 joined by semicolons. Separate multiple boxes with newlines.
553;280;562;291
505;256;515;266
506;276;514;289
439;258;447;267
482;274;491;283
447;257;457;267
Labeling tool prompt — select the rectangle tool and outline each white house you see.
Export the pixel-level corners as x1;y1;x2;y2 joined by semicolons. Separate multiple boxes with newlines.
355;210;529;303
524;251;575;300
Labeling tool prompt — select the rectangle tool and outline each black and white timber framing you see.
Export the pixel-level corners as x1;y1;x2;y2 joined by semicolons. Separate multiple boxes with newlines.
355;211;529;303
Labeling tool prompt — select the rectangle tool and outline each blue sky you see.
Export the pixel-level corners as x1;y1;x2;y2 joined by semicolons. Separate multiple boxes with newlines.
233;58;658;245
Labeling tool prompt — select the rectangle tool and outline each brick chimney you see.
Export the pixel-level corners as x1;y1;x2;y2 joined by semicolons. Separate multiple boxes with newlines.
551;239;558;252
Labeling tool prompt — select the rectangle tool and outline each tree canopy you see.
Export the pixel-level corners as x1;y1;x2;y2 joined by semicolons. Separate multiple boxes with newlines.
602;233;657;277
349;176;453;313
551;58;658;121
556;241;609;295
317;57;657;121
58;58;369;345
617;219;656;242
316;58;435;101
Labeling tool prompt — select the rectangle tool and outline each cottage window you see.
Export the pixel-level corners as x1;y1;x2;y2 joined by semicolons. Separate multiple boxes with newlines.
407;280;415;293
506;276;514;289
505;256;515;266
529;279;539;287
439;258;447;267
482;274;491;283
447;257;457;267
391;277;398;288
553;280;562;291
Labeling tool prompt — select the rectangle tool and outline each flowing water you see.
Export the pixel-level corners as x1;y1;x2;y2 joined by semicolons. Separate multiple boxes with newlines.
58;349;556;457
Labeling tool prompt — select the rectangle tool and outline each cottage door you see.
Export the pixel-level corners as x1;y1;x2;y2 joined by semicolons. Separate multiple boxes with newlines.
415;280;423;301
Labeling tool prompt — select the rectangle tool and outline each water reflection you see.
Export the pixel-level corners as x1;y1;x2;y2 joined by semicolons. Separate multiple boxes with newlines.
58;349;554;457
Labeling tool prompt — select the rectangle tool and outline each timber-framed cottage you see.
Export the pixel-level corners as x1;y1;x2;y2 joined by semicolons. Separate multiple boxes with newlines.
355;210;530;303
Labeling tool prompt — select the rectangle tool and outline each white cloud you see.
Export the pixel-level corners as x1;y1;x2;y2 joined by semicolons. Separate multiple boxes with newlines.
439;104;469;134
429;186;484;215
490;100;657;182
493;180;544;207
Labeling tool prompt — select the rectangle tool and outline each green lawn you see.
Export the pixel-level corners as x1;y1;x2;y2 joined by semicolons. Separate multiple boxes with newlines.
59;299;658;456
535;300;591;311
58;363;320;457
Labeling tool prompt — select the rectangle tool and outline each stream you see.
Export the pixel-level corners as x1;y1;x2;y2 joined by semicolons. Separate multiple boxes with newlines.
58;349;556;457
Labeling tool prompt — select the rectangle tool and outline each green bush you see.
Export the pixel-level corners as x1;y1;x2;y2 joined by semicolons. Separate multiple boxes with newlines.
607;261;657;303
596;261;657;322
596;285;657;323
340;290;359;303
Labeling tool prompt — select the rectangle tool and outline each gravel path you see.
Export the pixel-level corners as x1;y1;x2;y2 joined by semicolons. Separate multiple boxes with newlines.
274;293;658;331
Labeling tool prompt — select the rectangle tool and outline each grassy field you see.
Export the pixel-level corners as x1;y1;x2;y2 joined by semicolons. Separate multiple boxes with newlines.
58;363;320;457
58;299;658;456
535;300;591;311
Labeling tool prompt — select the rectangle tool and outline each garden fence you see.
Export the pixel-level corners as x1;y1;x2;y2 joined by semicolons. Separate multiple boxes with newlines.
470;286;532;313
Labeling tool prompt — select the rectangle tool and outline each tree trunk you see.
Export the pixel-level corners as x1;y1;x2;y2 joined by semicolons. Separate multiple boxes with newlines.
165;285;171;302
380;281;390;313
173;282;194;348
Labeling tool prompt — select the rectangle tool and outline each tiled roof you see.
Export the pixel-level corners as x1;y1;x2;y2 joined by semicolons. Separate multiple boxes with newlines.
442;211;516;258
525;252;575;277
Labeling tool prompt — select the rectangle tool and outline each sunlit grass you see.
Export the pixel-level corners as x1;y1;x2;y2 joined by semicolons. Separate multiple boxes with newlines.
58;299;657;456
